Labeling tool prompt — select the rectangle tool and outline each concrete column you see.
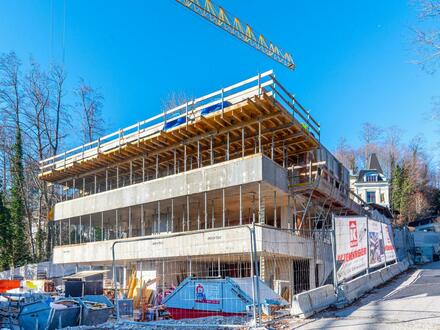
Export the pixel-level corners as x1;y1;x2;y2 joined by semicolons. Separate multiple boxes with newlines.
141;204;145;236
89;214;92;242
171;199;174;233
241;128;245;158
184;145;187;171
156;155;159;179
116;167;119;188
115;209;119;239
222;188;226;227
79;216;82;243
197;202;200;230
105;169;108;191
157;201;161;234
82;177;86;197
182;206;185;232
94;175;97;194
226;132;230;161
68;218;71;245
258;182;262;224
197;140;201;168
274;190;277;228
211;200;215;228
271;134;274;160
187;195;190;231
142;157;145;181
258;121;262;153
174;149;177;174
204;192;208;229
128;206;132;237
309;258;317;290
239;185;243;225
210;136;214;165
101;212;104;241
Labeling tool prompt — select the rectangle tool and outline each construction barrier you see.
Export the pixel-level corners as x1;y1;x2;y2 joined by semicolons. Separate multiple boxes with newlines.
339;261;409;306
290;284;337;318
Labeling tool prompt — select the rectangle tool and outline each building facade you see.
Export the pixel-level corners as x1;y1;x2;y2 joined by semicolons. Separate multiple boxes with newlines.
40;71;363;300
351;153;390;208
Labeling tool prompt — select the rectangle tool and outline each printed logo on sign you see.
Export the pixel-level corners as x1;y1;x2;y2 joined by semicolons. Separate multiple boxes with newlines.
349;220;358;247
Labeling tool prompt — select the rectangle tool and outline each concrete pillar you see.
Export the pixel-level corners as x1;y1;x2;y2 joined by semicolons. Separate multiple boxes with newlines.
309;258;316;290
94;175;97;194
226;132;230;161
274;190;277;228
210;136;214;165
116;209;119;239
258;121;262;153
174;149;177;174
222;189;226;227
130;161;133;185
116;167;119;188
101;212;104;241
141;204;145;236
105;169;108;191
156;155;159;179
157;201;161;234
187;195;190;231
239;185;243;225
142;157;145;181
204;192;208;230
241;128;245;158
184;145;187;172
128;206;132;237
171;199;174;233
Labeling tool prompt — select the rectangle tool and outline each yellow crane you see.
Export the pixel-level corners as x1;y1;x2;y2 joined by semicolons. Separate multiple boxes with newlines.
175;0;295;70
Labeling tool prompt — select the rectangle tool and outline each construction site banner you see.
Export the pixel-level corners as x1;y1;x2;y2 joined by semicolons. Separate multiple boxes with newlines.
368;219;385;268
335;216;368;282
382;222;397;262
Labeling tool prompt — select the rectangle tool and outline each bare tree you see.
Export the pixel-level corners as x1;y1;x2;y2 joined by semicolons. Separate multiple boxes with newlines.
359;122;383;166
412;0;440;72
75;78;104;144
334;137;358;173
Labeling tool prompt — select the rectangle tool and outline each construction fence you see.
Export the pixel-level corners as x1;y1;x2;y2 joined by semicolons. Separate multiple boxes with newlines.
108;224;334;326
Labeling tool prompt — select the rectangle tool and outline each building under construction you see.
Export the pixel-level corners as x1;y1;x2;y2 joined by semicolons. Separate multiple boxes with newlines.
39;71;364;302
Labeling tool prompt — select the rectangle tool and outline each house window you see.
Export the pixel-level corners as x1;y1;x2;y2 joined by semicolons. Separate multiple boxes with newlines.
380;193;385;203
365;173;378;182
366;191;376;203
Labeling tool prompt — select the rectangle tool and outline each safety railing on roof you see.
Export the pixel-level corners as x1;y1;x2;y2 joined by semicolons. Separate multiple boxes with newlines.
39;70;320;173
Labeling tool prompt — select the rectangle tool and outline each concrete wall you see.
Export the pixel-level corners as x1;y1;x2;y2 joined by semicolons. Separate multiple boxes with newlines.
53;225;313;265
54;154;288;221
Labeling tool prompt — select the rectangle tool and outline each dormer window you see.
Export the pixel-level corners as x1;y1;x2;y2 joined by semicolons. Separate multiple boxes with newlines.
365;173;378;182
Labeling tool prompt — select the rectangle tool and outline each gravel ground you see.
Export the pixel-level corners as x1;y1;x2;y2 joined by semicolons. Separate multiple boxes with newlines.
65;316;253;329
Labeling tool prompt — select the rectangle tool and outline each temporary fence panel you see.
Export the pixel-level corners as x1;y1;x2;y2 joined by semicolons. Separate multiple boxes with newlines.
382;223;397;262
368;219;386;268
335;216;368;282
335;216;398;283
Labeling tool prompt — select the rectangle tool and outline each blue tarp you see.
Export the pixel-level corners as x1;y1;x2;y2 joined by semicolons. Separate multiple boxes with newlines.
201;101;232;116
164;116;186;130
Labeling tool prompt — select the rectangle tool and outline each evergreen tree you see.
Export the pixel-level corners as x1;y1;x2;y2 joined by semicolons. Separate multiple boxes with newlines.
0;187;12;270
10;128;30;266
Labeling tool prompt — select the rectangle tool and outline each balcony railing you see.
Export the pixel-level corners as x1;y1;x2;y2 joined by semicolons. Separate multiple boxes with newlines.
39;70;320;174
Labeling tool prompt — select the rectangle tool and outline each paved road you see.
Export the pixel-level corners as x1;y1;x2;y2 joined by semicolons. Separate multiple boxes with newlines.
286;261;440;330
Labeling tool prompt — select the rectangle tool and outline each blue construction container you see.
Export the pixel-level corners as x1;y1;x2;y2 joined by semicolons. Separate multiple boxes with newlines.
163;277;287;320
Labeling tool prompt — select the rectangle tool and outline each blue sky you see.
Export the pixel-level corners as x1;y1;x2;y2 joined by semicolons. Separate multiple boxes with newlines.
1;0;439;155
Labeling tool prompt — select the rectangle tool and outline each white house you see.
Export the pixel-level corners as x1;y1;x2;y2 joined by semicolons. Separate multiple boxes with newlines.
352;153;390;208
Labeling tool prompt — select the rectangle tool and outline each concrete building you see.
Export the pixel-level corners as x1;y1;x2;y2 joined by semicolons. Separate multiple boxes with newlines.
351;153;390;208
39;71;363;300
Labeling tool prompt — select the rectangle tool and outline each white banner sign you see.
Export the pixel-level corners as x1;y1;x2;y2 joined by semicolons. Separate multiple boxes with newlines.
382;222;397;262
335;216;368;281
368;219;385;268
